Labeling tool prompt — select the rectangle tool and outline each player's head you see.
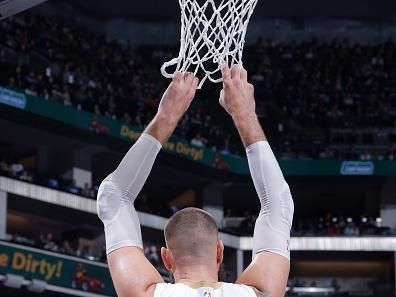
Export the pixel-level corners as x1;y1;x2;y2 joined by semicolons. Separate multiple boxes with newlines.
161;207;224;274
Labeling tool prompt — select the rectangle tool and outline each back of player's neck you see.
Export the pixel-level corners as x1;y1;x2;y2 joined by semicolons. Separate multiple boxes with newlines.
179;280;223;289
174;265;218;284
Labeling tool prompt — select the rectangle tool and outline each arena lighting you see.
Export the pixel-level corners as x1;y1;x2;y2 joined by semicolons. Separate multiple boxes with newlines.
0;0;48;20
376;217;383;227
291;287;336;294
347;217;353;223
2;273;24;289
1;274;47;293
27;279;47;293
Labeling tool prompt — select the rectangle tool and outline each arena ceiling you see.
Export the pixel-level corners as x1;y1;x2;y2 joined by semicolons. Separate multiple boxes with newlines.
66;0;396;19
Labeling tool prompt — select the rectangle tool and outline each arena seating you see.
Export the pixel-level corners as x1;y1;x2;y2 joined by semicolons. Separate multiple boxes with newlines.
1;155;392;237
1;14;395;160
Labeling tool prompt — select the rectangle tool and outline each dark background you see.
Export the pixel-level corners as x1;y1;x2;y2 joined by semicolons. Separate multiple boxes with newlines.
65;0;396;20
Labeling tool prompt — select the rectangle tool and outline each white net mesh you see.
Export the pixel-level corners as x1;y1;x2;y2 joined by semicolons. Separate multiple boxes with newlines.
161;0;258;88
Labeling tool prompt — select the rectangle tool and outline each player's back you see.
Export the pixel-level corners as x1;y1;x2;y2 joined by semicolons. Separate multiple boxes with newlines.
154;281;258;297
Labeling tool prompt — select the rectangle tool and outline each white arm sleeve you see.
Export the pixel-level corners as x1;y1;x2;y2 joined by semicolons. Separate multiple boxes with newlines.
97;133;162;254
246;141;294;261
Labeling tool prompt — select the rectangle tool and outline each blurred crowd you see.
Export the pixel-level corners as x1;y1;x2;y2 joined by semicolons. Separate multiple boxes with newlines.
0;156;98;198
245;38;396;159
0;158;34;182
0;14;395;159
0;14;240;156
7;232;164;269
0;152;184;219
6;233;172;281
222;210;392;237
1;152;392;238
7;232;106;262
291;214;391;236
1;153;393;238
247;38;396;128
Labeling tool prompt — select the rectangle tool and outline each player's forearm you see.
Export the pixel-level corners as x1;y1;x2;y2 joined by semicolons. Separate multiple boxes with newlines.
145;111;180;145
232;112;266;148
110;110;179;195
111;132;162;196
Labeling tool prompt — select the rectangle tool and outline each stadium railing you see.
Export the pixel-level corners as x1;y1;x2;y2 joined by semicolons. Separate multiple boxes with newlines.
2;175;396;252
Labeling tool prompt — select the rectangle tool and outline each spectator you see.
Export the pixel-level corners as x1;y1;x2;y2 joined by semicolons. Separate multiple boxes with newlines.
344;222;360;236
10;160;24;177
81;182;94;198
145;245;160;267
47;178;59;189
66;179;81;194
43;233;59;252
61;240;76;255
0;158;10;175
190;132;207;147
76;245;91;259
19;170;33;182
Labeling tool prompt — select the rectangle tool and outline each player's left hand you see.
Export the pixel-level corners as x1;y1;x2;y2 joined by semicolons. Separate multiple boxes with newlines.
157;72;199;124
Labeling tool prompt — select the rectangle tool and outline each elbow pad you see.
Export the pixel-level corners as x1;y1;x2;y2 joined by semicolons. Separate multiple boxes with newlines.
247;141;294;260
97;178;143;254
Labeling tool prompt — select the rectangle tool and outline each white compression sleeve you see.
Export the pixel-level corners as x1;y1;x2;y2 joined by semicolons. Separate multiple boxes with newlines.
246;141;294;260
97;133;162;254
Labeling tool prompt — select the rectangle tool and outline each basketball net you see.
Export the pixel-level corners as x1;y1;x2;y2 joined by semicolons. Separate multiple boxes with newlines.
161;0;258;89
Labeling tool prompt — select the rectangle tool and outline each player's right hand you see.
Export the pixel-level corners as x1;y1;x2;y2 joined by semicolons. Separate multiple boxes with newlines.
157;72;199;124
219;64;256;120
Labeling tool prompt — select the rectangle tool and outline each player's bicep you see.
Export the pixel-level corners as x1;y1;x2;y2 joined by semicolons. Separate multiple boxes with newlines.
107;247;164;297
236;252;289;297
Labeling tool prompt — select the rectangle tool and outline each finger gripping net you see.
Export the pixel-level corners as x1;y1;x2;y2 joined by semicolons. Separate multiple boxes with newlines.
161;0;258;89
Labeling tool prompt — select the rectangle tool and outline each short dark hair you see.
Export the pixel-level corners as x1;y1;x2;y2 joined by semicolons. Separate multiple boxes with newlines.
164;208;218;262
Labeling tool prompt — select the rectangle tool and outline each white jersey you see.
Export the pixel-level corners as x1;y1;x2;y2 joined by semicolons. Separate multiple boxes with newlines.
154;282;258;297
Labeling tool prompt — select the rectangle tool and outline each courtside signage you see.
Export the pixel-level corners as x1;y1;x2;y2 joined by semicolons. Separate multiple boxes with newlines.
0;87;27;109
340;161;375;176
0;86;395;176
0;241;115;296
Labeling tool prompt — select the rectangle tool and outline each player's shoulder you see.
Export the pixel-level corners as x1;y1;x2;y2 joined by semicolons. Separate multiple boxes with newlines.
222;283;267;296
